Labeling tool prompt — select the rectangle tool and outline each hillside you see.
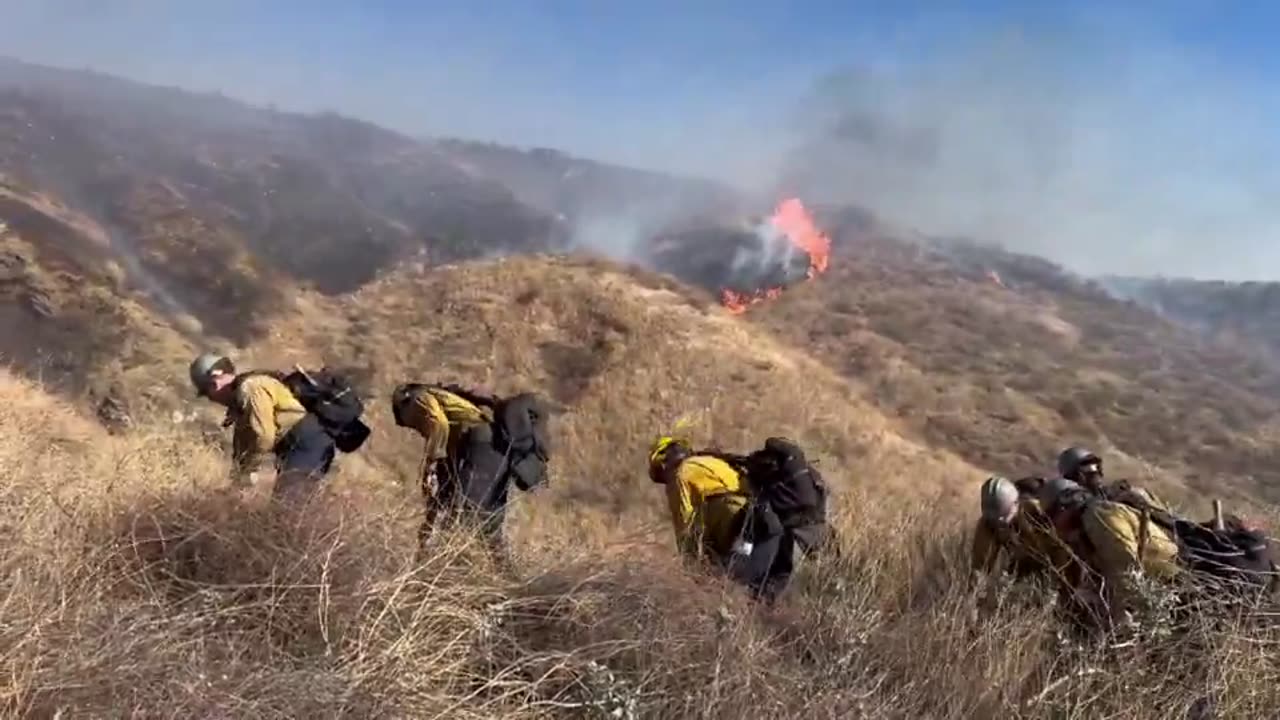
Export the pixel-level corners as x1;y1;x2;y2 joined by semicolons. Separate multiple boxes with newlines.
749;220;1280;508
1101;275;1280;363
6;55;1280;717
432;139;746;237
0;59;781;402
0;57;567;396
5;57;1280;514
0;203;199;418
7;262;1280;717
0;67;563;298
247;255;983;513
0;257;1002;716
10;254;1280;712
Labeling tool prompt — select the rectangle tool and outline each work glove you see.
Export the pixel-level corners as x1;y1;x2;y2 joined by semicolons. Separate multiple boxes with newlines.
230;469;259;489
422;459;448;496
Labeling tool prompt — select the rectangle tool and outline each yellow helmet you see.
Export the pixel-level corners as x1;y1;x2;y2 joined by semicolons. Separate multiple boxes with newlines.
648;415;696;482
648;433;691;483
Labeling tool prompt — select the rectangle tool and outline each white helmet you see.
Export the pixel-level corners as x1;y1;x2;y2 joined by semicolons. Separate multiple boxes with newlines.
188;352;229;396
980;476;1019;522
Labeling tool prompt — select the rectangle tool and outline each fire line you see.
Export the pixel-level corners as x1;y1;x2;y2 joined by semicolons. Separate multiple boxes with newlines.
720;197;831;314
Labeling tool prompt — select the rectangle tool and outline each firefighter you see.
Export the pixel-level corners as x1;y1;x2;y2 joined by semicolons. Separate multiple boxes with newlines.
188;352;337;500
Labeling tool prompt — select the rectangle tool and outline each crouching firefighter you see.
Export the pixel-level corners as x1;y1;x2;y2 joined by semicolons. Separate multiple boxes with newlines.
188;353;371;501
390;382;551;560
972;475;1072;583
649;435;830;604
1041;477;1278;628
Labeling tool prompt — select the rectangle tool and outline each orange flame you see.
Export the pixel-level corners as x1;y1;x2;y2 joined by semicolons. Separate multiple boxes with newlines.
721;286;782;314
720;197;831;313
771;197;831;278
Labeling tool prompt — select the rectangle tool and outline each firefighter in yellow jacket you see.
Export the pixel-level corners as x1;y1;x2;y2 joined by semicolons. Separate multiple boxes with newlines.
649;436;749;559
188;352;337;500
1038;477;1182;631
390;383;499;549
971;476;1072;582
1057;446;1172;512
648;434;793;601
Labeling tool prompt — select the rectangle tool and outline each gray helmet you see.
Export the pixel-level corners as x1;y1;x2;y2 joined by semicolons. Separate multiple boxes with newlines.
1039;476;1086;513
189;352;228;396
1057;446;1101;479
980;476;1020;523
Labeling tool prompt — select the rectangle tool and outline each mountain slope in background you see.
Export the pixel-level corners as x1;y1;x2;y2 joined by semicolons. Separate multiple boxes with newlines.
0;57;566;369
432;139;746;240
3;56;1280;514
6;54;1280;720
750;217;1280;506
0;58;765;399
1100;275;1280;363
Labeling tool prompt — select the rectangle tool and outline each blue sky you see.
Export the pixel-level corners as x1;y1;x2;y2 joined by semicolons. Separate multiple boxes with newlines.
5;1;1267;169
0;2;999;157
1;1;1279;279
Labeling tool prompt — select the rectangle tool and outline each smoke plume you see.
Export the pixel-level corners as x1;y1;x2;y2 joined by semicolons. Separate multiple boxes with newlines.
771;22;1280;281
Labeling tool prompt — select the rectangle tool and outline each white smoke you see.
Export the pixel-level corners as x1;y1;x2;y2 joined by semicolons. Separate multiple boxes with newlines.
727;216;798;284
773;25;1280;281
565;212;656;263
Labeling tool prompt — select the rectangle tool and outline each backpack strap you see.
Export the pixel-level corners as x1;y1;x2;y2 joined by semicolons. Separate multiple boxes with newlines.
229;369;285;392
685;449;755;504
692;449;753;482
221;370;287;427
430;382;501;409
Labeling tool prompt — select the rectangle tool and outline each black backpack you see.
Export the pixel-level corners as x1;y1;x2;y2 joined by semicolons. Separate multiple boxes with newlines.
1169;515;1276;594
413;383;553;492
451;383;503;408
493;392;552;491
278;367;371;453
1101;485;1276;594
709;437;830;551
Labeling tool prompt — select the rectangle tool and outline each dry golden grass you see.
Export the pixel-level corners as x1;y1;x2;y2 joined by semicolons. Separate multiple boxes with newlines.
753;233;1280;508
1102;275;1280;364
242;254;987;529
4;242;1280;717
6;366;1280;719
0;220;204;416
6;62;1280;715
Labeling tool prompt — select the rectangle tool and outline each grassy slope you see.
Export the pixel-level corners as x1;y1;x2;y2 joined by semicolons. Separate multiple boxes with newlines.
3;60;1280;717
0;217;201;417
1102;275;1280;364
246;254;984;545
750;232;1280;510
6;302;1280;717
0;60;570;404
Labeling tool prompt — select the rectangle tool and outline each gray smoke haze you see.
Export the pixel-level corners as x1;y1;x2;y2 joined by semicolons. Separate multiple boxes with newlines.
769;26;1280;281
726;217;801;286
565;212;660;263
1;2;1277;281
